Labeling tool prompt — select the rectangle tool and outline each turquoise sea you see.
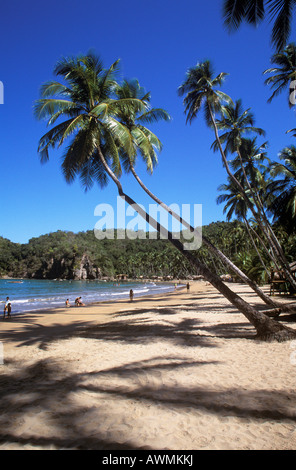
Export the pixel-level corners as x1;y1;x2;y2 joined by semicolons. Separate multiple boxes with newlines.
0;278;176;315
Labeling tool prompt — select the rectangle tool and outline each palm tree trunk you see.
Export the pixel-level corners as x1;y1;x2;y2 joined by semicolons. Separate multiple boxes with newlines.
128;161;278;308
243;216;270;278
96;145;296;341
236;147;293;276
208;106;296;290
248;220;281;270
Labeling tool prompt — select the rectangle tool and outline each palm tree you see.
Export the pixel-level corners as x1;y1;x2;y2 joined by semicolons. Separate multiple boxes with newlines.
212;101;269;216
178;61;252;204
117;79;277;307
34;52;296;341
212;102;290;271
222;0;296;51
268;145;296;231
263;42;296;106
231;137;270;187
217;179;249;222
230;139;282;268
212;99;266;154
115;78;170;173
217;178;271;277
178;60;296;290
212;101;268;214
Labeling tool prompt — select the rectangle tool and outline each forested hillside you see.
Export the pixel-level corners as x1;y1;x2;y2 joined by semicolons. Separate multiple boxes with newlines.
1;221;296;283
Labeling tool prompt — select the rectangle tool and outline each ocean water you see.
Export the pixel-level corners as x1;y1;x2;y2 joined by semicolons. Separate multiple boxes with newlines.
0;278;176;315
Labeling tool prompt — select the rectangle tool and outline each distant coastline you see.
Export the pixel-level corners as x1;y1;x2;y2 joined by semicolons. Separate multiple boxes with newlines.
0;278;185;315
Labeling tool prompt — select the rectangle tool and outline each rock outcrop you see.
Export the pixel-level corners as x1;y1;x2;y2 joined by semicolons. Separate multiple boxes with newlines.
72;254;102;280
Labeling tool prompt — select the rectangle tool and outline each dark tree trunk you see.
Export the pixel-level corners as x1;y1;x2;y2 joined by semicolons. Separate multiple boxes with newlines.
97;146;296;341
129;162;278;309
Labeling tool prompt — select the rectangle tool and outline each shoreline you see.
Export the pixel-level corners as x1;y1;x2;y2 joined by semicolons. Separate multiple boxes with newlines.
0;281;296;450
0;279;186;318
0;279;192;351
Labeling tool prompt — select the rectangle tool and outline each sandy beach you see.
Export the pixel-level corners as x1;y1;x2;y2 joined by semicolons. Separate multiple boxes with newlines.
0;280;295;450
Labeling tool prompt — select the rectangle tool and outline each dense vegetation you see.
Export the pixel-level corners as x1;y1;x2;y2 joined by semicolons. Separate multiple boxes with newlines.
1;222;296;283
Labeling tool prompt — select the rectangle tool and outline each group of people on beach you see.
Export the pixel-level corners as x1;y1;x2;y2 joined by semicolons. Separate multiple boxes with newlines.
65;291;135;307
3;297;11;319
65;297;85;308
2;283;186;318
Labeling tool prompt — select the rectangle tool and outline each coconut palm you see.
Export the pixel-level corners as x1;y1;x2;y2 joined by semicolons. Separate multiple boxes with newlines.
263;42;296;106
268;145;296;231
223;0;296;52
230;137;283;267
212;101;268;216
178;61;253;202
178;61;254;208
217;178;271;277
217;179;249;222
117;79;277;307
179;60;296;289
115;78;170;173
178;59;296;316
212;101;269;216
230;137;270;188
212;100;266;154
34;52;296;341
212;102;270;219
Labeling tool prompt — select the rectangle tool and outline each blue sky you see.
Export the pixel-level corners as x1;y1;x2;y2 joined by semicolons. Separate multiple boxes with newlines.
1;0;295;244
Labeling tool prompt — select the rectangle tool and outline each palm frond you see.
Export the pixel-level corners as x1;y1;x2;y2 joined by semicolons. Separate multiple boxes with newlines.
223;0;259;30
268;0;293;51
34;99;79;121
137;108;171;125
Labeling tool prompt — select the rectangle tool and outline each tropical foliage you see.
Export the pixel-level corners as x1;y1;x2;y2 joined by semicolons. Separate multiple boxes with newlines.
179;59;296;293
32;51;296;340
5;222;296;283
222;0;296;51
267;145;296;231
263;42;296;106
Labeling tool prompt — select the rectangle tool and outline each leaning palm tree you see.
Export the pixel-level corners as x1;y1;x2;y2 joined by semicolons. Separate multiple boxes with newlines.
217;179;249;222
178;59;296;291
177;61;250;211
223;0;296;52
263;42;296;106
212;100;268;216
231;138;282;268
268;145;296;231
116;79;278;307
212;99;266;154
115;78;170;173
211;102;293;277
217;178;271;277
34;52;296;341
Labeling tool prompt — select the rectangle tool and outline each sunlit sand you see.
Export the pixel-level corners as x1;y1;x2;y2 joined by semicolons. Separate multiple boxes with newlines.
0;281;295;450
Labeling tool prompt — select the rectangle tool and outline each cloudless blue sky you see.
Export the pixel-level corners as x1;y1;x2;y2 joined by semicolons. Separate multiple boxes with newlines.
1;0;296;243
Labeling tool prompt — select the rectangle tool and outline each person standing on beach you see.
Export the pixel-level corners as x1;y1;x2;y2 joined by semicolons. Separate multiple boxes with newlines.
129;289;134;302
3;297;11;319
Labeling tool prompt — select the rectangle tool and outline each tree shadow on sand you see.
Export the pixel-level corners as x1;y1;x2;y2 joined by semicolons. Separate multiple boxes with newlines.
0;320;103;350
0;355;295;450
76;316;218;348
0;298;258;351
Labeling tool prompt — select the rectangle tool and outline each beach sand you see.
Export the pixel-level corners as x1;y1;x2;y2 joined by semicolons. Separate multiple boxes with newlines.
0;280;295;450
